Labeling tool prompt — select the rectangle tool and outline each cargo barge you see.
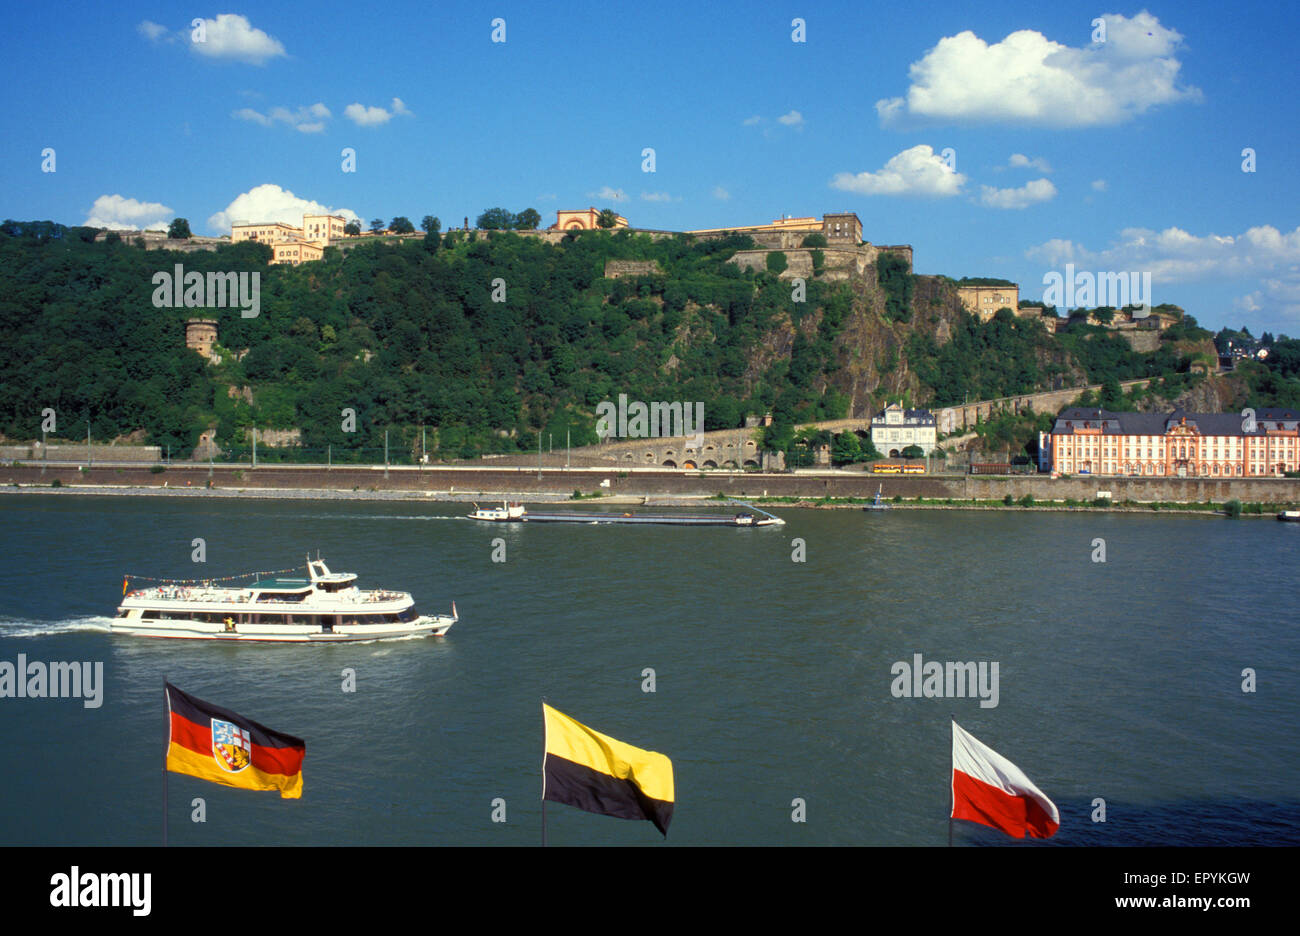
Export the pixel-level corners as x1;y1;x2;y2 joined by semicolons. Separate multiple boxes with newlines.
468;501;783;527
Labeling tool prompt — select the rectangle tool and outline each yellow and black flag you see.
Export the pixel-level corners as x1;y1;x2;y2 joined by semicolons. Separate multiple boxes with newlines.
542;703;674;836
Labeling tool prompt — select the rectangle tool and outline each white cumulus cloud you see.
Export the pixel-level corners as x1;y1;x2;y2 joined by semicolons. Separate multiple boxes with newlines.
979;178;1057;209
641;191;674;202
1009;153;1052;173
234;102;330;133
1236;271;1300;327
344;98;413;127
777;110;804;128
589;186;628;203
876;12;1200;128
1026;224;1300;283
830;145;965;197
84;194;174;230
1091;179;1108;191
206;184;359;233
137;20;169;41
712;186;731;201
189;14;287;65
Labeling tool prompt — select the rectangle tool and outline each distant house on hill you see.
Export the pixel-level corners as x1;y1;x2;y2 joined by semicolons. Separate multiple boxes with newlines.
956;283;1022;322
549;208;628;231
871;403;937;457
231;214;348;265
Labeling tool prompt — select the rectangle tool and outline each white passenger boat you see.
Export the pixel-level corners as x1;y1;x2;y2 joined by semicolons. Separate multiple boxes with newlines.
112;556;457;642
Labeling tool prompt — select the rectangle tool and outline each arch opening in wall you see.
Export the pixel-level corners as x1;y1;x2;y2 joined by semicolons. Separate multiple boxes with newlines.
702;460;718;469
682;460;697;470
662;459;677;468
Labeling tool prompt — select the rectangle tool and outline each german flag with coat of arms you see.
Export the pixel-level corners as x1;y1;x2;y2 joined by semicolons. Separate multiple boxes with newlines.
542;703;673;836
165;682;306;799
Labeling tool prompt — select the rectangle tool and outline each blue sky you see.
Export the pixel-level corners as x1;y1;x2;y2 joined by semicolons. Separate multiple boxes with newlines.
3;0;1298;335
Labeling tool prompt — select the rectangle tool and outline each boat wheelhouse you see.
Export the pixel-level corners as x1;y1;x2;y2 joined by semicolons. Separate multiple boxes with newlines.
112;557;457;642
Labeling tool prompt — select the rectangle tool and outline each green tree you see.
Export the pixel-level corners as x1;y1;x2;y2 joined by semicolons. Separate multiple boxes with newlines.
801;233;828;247
901;444;924;459
597;209;620;229
369;218;386;234
168;218;191;239
766;251;788;274
476;208;514;230
344;220;361;236
514;208;541;230
831;431;863;465
1098;376;1124;409
878;254;914;322
420;216;441;235
390;217;415;234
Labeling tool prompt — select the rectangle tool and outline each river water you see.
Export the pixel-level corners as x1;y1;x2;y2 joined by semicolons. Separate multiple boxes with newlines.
1;492;1296;845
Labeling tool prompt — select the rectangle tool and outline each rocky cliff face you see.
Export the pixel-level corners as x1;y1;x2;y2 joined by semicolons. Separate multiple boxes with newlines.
1165;374;1249;413
807;269;1082;417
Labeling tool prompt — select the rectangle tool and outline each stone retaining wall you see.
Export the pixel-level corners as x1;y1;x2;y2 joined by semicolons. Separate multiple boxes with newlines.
4;464;1296;505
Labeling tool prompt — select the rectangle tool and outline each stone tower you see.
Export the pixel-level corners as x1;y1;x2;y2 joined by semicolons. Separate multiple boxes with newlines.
185;318;218;359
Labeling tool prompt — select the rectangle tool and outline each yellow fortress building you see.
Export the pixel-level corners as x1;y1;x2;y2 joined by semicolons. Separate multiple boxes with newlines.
231;213;348;265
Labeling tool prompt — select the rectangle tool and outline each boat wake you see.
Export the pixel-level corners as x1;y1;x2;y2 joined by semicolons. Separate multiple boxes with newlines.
0;615;114;638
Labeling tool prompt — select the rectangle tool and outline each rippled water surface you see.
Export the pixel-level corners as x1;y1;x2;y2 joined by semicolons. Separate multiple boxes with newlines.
1;493;1296;845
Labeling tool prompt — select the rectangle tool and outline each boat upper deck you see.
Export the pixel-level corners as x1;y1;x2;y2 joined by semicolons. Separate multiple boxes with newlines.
122;583;409;607
250;576;312;590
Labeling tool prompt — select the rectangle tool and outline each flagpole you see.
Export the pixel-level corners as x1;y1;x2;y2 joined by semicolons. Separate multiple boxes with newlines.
163;679;169;847
948;715;955;847
541;699;549;848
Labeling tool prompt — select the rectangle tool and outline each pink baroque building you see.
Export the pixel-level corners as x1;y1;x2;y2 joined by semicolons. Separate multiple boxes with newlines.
1041;407;1300;477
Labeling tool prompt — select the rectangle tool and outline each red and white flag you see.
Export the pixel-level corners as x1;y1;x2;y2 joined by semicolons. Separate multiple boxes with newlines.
951;720;1059;839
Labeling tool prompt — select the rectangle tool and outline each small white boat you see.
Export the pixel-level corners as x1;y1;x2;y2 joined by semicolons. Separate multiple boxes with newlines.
469;501;526;522
112;556;457;642
1278;510;1300;522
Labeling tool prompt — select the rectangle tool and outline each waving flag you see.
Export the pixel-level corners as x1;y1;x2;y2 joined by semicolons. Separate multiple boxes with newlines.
951;720;1059;839
165;682;306;799
542;703;674;836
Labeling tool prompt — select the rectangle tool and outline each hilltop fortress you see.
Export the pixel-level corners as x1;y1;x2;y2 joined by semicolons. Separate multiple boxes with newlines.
687;211;916;283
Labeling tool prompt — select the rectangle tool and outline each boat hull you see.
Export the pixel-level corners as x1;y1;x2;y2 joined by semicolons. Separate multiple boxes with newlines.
107;615;454;642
